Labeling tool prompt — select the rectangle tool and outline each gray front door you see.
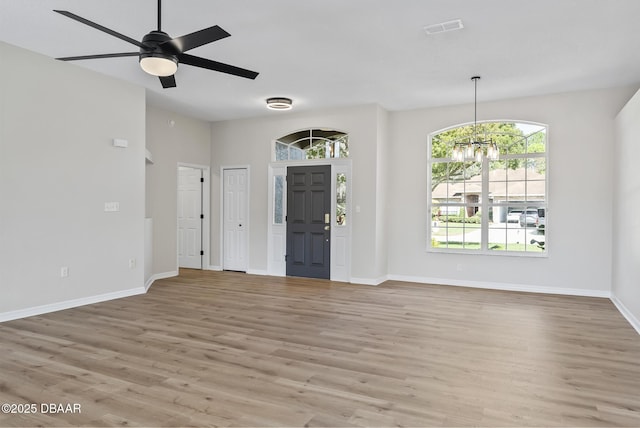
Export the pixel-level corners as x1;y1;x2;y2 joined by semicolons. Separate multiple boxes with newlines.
286;165;331;279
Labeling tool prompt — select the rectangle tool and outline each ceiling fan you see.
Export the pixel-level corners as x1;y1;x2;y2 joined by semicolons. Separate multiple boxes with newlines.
53;0;259;88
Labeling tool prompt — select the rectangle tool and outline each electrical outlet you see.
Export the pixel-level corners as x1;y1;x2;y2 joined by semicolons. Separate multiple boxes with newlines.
128;258;136;269
60;266;69;278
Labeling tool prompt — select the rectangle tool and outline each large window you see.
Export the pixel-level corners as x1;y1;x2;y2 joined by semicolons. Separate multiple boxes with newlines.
428;121;547;254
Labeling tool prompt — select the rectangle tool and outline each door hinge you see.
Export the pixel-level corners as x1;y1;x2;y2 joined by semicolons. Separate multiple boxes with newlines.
200;214;204;219
200;250;204;256
284;254;288;261
200;177;204;183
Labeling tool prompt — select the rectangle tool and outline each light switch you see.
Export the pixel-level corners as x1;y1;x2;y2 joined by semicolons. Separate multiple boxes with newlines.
104;202;120;212
112;138;128;148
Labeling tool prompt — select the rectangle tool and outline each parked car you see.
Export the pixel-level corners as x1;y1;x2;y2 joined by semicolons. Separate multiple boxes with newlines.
536;208;546;232
507;209;523;223
519;209;539;227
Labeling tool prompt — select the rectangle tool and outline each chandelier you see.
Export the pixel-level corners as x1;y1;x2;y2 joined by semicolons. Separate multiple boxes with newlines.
451;76;499;162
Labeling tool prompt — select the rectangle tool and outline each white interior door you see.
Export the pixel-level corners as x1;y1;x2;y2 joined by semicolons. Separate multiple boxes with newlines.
223;168;248;271
178;166;202;269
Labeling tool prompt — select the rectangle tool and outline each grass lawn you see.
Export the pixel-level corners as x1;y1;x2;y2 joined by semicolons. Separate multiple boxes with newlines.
432;221;544;252
433;241;544;252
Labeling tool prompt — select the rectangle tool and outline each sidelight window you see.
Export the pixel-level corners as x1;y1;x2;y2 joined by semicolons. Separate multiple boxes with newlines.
336;173;347;226
273;175;284;224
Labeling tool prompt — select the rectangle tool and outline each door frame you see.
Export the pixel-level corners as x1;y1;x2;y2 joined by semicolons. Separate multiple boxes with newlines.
268;159;351;281
220;165;250;272
176;163;210;270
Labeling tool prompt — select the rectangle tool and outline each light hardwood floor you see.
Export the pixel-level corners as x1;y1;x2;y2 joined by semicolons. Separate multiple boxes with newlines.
1;270;639;427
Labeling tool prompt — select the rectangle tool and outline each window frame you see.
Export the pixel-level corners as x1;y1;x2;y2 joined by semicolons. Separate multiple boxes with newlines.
427;120;549;257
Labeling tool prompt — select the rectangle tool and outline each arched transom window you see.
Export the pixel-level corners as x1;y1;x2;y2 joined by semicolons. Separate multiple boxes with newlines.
274;129;349;161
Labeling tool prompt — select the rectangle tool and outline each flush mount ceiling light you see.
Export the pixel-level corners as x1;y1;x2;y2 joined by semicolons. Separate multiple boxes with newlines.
451;76;499;162
266;97;293;110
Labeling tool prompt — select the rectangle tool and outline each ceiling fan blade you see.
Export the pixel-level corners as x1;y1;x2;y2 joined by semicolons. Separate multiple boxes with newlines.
56;52;139;61
179;53;259;80
159;75;177;88
163;25;230;53
54;10;143;48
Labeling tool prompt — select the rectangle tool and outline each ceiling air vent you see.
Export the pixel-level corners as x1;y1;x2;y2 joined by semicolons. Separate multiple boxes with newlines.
424;19;464;35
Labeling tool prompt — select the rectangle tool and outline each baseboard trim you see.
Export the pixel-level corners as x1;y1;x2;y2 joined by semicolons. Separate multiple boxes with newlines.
350;275;388;286
0;287;146;323
145;271;178;291
204;266;263;275
611;294;640;336
386;274;611;298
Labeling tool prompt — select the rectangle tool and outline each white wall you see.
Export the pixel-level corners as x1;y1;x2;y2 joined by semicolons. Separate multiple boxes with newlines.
145;104;211;277
387;86;637;295
375;106;390;280
612;88;640;332
0;42;146;318
210;104;384;280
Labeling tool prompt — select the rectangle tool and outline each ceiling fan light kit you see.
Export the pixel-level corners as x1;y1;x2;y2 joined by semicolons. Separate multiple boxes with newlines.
53;0;258;88
140;54;178;77
266;97;293;110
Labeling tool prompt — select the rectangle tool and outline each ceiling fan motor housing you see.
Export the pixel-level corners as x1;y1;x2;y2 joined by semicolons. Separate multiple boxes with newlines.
139;30;178;75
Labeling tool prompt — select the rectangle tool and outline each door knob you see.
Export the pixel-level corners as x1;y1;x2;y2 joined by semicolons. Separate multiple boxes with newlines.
324;225;330;231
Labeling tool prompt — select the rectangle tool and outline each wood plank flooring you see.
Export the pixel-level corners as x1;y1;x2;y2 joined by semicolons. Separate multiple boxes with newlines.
1;269;639;427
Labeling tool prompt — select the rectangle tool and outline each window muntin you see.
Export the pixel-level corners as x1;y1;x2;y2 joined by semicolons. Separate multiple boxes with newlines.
429;122;547;255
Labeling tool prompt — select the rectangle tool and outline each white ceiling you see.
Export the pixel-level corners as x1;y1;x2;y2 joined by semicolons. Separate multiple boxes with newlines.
1;0;640;122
